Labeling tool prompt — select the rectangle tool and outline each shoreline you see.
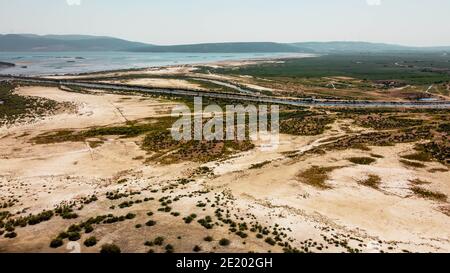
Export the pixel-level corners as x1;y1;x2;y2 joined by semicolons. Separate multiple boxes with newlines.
0;52;315;77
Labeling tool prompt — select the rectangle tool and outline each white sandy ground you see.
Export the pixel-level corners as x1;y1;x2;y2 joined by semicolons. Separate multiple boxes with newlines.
0;86;449;253
103;78;205;91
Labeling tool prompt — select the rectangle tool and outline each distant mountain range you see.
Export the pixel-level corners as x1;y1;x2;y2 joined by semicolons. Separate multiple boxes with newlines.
290;41;450;53
1;34;449;53
129;42;309;53
0;34;148;52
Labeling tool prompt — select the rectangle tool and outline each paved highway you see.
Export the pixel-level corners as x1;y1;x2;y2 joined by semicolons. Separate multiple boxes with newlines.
1;75;450;109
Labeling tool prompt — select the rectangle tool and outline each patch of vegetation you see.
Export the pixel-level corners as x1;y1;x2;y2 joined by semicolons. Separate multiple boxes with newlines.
4;232;17;239
348;157;376;165
3;210;54;231
298;166;340;189
411;187;447;202
401;151;432;162
265;237;276;246
280;115;335;136
409;179;431;185
204;236;214;242
219;238;231;246
55;205;78;220
193;167;214;176
313;126;436;155
249;161;271;170
416;142;449;165
0;82;69;126
210;53;450;85
143;130;255;164
68;232;81;241
359;175;382;189
154;237;165;246
400;159;426;168
193;245;202;252
50;238;64;248
183;214;197;224
105;190;141;201
33;122;162;145
197;216;214;229
428;168;448;173
100;244;121;254
356;116;423;130
84;236;98;247
165;244;174;253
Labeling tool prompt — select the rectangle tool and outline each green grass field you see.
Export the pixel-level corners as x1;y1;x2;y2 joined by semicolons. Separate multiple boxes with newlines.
209;53;450;85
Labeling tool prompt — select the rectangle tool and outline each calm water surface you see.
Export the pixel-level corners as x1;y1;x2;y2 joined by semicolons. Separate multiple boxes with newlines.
0;52;308;76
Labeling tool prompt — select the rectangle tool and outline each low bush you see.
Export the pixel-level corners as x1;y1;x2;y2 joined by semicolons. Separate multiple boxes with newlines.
193;245;201;252
348;157;376;165
68;232;81;241
265;237;276;246
50;238;63;248
4;232;17;239
400;159;426;168
154;237;165;246
84;236;98;247
100;244;121;254
84;225;94;233
165;244;174;253
412;187;447;201
219;238;230;246
125;213;136;220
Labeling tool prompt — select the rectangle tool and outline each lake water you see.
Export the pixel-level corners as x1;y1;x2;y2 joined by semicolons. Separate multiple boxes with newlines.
0;52;305;76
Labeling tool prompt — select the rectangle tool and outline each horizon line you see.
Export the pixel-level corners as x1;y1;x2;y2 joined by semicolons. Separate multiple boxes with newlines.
2;33;450;48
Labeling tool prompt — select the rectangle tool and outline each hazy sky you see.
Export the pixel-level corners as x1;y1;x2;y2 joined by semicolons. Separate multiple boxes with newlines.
1;0;449;46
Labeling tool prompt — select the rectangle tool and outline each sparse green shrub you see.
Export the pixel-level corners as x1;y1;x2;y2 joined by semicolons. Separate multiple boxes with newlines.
236;231;248;238
50;238;63;248
57;232;69;239
348;157;376;165
183;214;197;224
298;166;339;189
412;187;447;201
165;244;174;253
219;238;230;246
400;159;426;168
84;236;98;247
84;225;94;233
67;224;82;233
100;244;121;254
154;237;165;246
28;210;54;225
4;232;17;239
265;237;276;246
359;175;382;189
68;232;81;241
193;245;201;252
125;213;136;219
401;151;432;162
